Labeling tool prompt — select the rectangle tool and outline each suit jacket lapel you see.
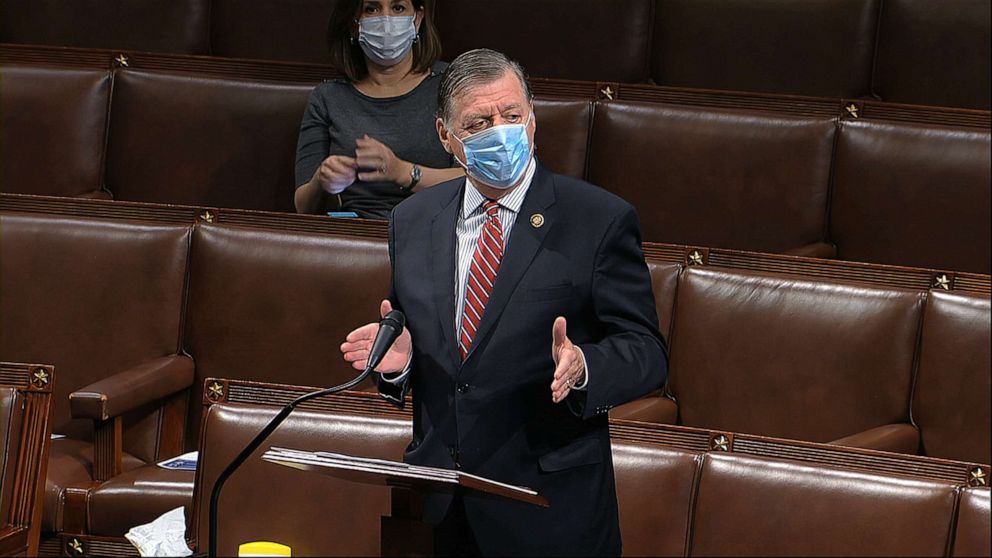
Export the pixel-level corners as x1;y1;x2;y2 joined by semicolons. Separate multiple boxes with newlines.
464;165;557;364
431;186;463;371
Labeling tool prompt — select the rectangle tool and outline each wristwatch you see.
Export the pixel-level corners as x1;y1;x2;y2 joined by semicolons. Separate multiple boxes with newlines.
404;164;422;191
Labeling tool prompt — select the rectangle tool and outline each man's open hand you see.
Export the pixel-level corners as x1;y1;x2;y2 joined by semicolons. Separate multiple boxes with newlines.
340;299;413;374
551;317;586;403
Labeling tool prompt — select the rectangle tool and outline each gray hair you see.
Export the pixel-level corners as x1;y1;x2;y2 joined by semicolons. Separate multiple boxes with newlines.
437;48;533;128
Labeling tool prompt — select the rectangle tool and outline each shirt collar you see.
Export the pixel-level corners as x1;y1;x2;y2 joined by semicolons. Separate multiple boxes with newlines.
461;158;536;219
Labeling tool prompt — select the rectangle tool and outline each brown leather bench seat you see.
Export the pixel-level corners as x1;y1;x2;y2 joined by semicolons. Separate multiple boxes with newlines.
185;383;989;556
831;119;991;275
0;211;192;534
104;70;313;212
665;266;923;453
1;197;988;547
193;401;410;555
587;102;836;258
2;54;989;272
0;65;110;199
3;0;988;109
912;292;991;465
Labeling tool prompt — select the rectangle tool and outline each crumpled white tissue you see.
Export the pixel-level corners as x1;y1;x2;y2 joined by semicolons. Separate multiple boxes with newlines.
125;506;193;557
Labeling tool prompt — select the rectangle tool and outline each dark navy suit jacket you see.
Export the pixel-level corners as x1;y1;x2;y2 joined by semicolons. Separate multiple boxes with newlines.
377;163;667;556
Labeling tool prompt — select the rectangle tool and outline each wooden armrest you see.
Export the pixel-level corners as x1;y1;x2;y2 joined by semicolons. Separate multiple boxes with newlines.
69;355;193;421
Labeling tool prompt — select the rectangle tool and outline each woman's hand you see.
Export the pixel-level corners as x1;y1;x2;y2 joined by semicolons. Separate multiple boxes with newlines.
355;135;411;185
316;154;359;194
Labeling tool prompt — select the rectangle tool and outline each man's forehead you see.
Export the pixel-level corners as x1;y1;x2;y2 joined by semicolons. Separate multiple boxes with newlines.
453;74;528;117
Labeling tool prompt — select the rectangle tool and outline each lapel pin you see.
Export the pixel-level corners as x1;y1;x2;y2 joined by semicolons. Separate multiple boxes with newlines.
530;213;545;228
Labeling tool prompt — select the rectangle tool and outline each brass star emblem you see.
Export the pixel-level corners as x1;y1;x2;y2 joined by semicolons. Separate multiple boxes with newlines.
68;538;84;555
845;103;860;118
31;369;50;388
599;86;615;101
114;53;129;67
200;210;215;223
207;381;225;401
969;467;987;487
711;435;730;452
688;250;704;266
933;274;951;290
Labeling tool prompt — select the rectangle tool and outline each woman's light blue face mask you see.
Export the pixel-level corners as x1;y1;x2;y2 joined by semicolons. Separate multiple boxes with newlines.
451;113;534;190
358;15;417;66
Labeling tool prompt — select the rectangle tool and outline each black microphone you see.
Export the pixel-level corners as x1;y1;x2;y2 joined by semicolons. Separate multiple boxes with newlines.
207;309;406;556
365;309;406;374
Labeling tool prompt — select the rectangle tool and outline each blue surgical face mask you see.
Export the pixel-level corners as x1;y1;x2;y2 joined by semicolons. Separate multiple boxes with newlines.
358;15;417;66
451;114;534;190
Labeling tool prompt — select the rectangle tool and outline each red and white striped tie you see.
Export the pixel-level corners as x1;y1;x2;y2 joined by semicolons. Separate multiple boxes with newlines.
459;200;504;360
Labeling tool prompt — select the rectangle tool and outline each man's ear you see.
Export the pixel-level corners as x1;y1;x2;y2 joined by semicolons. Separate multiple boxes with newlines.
436;118;452;154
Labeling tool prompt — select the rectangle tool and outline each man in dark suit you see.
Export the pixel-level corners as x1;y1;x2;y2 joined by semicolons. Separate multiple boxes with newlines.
340;48;667;556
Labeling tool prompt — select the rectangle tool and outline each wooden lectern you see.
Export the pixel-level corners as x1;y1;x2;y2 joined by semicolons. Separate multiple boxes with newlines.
262;447;548;556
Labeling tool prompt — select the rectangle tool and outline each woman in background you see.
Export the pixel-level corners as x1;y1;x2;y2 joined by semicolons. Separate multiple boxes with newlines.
295;0;462;218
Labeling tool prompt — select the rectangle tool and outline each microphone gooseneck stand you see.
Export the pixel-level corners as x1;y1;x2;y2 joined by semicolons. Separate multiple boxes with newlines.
206;308;405;556
206;368;373;557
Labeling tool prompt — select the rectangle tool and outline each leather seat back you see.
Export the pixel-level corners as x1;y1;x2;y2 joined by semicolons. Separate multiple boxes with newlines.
690;452;958;555
194;403;410;555
0;387;25;524
533;98;592;179
953;488;991;557
105;70;313;212
0;65;110;197
182;224;391;447
587;102;834;252
0;0;210;54
668;267;923;442
913;292;991;464
872;0;991;109
831;120;991;274
210;0;338;63
0;213;190;462
435;0;654;82
612;441;699;556
647;261;680;339
652;0;879;97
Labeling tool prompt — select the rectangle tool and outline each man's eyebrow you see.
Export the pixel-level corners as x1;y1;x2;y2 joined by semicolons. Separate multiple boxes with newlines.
462;111;494;123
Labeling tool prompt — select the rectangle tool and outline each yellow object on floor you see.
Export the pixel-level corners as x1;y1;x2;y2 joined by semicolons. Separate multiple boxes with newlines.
238;541;292;556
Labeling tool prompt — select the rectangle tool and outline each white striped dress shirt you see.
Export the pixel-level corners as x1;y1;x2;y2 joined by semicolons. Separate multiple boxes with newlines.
454;159;535;336
385;158;586;390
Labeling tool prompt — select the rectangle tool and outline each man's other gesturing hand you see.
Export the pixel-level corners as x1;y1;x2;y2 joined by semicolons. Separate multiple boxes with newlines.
550;317;586;403
341;299;413;374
